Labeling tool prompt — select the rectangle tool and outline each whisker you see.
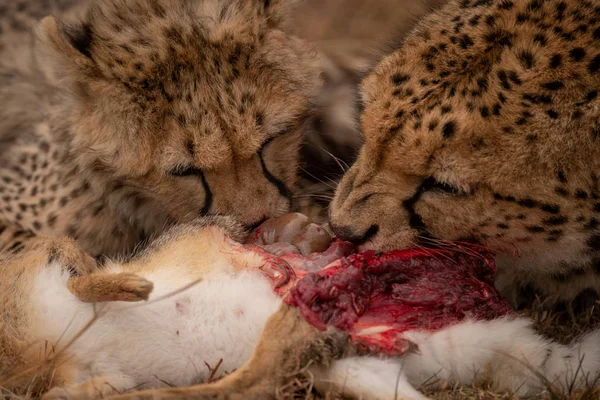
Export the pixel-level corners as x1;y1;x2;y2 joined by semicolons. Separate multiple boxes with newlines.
409;241;459;267
293;194;335;201
298;167;337;190
416;236;493;262
318;147;350;172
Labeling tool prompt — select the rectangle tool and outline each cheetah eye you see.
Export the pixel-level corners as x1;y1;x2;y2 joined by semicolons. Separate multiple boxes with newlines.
259;136;276;153
170;166;204;177
421;177;467;196
258;129;290;154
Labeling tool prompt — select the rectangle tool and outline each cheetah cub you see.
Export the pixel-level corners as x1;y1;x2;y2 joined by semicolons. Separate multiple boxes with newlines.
0;0;322;259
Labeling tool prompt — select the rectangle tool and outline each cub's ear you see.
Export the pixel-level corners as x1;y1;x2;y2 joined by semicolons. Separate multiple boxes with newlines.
35;16;97;86
261;0;296;27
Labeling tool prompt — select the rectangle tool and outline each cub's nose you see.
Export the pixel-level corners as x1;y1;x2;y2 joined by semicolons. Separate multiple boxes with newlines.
330;223;379;244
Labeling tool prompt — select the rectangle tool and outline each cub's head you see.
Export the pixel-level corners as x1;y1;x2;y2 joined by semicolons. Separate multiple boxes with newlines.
330;0;600;279
36;0;322;227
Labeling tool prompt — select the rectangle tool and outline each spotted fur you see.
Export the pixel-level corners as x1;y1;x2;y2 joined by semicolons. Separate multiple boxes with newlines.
330;0;600;301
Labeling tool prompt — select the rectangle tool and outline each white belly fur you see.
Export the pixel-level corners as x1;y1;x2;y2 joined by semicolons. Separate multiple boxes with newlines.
33;262;281;389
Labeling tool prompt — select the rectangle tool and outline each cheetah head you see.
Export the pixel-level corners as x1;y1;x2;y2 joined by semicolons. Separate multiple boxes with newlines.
330;0;600;284
36;0;322;228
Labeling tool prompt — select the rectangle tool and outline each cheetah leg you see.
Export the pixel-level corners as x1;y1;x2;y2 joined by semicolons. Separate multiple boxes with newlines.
104;305;352;400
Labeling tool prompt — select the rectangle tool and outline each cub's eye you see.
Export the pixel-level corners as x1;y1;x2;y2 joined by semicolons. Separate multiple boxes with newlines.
259;136;276;154
170;166;204;177
421;177;467;195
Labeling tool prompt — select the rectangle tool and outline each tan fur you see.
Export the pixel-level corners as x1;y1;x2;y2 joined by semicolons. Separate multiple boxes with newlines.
329;0;600;302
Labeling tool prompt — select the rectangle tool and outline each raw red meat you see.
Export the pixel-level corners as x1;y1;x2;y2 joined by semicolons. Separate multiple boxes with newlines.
282;247;512;356
246;214;512;357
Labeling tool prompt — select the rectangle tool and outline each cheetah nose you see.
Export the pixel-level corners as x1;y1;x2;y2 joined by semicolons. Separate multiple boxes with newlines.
330;223;379;244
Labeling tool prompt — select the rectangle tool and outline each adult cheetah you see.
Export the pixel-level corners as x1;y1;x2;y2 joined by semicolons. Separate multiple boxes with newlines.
329;0;600;304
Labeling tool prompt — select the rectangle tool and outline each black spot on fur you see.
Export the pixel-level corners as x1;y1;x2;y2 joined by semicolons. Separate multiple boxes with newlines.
546;230;563;242
526;225;545;233
541;204;561;214
47;214;57;228
588;234;600;249
519;198;537;208
570;48;586;62
508;71;523;85
442;121;456;138
543;81;564;91
480;106;490;118
519;51;534;69
459;34;474;49
543;216;568;226
550;54;562;68
516;12;529;23
497;70;511;90
557;171;567;183
534;34;547;46
392;74;409;85
7;241;24;254
585;218;599;230
589;55;600;74
555;187;569;197
492;103;502;115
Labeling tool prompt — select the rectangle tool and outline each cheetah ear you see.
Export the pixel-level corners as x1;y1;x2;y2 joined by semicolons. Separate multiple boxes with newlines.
35;16;97;86
261;0;294;26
